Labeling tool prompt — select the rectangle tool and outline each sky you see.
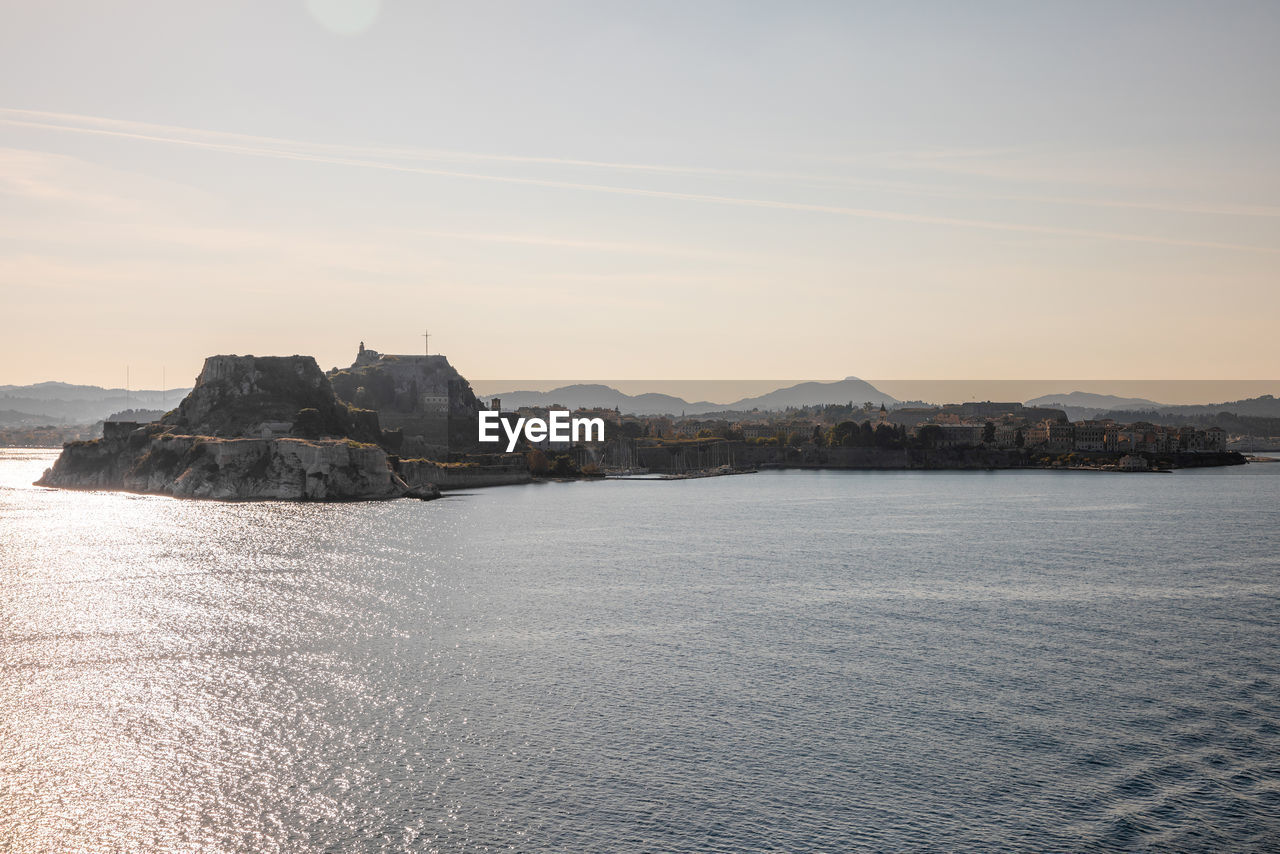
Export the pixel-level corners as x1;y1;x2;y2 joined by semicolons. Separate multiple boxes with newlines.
2;0;1278;389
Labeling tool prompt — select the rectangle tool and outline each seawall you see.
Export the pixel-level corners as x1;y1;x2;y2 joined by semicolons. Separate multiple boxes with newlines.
397;458;532;490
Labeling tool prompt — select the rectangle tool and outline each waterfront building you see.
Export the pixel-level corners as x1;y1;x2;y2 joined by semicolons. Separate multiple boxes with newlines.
936;423;984;448
1073;421;1107;452
1047;422;1075;452
994;425;1021;448
1022;423;1050;447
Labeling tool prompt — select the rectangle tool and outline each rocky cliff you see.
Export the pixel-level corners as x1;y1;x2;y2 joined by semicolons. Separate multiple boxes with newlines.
327;346;484;456
165;354;381;442
37;424;435;500
36;354;439;501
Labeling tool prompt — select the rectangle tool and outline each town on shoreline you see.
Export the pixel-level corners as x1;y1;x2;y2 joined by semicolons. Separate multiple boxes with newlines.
19;344;1258;500
512;399;1238;476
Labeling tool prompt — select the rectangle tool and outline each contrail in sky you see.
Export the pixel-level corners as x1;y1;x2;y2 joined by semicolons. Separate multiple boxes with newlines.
2;108;1276;254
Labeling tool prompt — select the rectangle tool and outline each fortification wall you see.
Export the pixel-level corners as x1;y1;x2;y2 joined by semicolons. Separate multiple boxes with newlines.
397;458;531;490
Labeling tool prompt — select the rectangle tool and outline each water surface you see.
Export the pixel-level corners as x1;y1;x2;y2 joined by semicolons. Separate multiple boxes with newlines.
2;449;1278;851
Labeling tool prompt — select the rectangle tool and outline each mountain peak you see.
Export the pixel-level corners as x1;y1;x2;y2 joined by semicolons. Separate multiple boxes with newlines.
484;377;896;416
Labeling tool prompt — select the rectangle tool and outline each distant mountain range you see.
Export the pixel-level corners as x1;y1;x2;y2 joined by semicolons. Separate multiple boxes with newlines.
1025;392;1165;411
1023;392;1167;421
0;382;189;426
1024;391;1280;422
4;376;1277;426
487;384;715;415
488;377;898;415
3;376;898;425
1108;395;1280;419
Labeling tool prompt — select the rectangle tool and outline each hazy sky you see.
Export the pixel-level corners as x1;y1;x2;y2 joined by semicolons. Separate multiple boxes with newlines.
2;1;1278;388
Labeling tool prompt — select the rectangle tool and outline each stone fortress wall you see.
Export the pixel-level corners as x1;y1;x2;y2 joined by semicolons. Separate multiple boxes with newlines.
327;344;484;456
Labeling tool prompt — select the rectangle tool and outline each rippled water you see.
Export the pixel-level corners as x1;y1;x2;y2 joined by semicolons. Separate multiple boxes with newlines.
2;448;1279;852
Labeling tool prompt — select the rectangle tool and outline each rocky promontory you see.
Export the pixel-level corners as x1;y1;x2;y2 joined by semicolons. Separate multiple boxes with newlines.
37;354;438;501
327;344;485;457
38;428;419;500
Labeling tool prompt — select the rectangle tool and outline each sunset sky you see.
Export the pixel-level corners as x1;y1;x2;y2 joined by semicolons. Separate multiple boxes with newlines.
2;1;1278;389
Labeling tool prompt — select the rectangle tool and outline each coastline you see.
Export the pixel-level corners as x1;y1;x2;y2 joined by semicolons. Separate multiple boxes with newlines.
21;440;1251;502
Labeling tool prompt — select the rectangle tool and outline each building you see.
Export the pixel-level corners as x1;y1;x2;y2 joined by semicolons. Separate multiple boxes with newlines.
329;344;485;454
740;423;777;440
1022;423;1049;447
574;407;621;425
1046;422;1075;452
885;407;939;428
936;423;984;448
993;425;1021;448
782;420;818;441
102;421;140;440
956;401;1023;419
1073;421;1107;452
256;420;294;439
419;392;449;413
1113;428;1146;453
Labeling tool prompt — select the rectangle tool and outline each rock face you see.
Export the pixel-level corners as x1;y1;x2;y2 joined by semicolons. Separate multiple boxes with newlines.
37;426;435;500
36;354;440;501
327;346;484;457
165;354;381;442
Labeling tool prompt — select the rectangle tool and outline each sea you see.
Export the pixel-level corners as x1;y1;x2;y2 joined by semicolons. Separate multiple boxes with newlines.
1;448;1278;852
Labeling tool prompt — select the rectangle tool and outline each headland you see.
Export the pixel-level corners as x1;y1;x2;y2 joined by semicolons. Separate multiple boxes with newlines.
33;346;1249;501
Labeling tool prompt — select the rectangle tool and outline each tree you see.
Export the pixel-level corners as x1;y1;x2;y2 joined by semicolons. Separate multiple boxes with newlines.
526;449;549;475
608;420;643;440
1015;429;1025;448
873;423;899;449
549;454;577;477
917;424;943;449
983;421;996;444
859;421;874;445
831;421;858;447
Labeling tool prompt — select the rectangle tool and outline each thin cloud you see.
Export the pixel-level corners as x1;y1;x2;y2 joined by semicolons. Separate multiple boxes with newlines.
2;109;1277;254
407;228;764;263
7;108;1278;221
0;107;797;181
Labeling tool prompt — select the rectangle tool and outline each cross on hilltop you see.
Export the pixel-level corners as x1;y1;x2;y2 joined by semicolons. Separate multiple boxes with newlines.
422;330;430;356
